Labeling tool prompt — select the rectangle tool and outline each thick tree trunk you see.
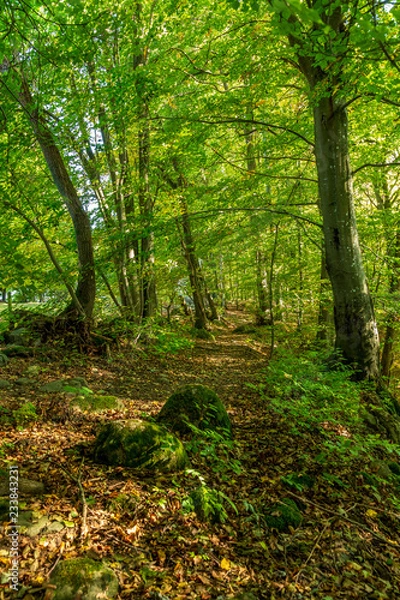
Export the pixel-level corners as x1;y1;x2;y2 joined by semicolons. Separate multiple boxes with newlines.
280;2;380;379
313;97;380;378
19;79;96;320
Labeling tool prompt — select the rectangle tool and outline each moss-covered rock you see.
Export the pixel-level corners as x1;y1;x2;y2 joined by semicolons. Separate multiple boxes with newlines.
71;394;123;413
40;378;90;394
233;323;258;334
94;420;188;472
157;384;232;438
3;344;32;357
264;498;302;532
49;558;118;600
190;485;227;523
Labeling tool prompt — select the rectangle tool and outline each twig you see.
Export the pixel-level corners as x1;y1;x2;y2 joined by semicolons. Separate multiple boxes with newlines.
290;520;331;596
58;458;88;540
286;491;400;549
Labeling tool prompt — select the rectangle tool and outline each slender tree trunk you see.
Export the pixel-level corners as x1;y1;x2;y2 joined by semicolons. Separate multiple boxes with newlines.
316;250;332;342
381;230;400;380
19;78;96;320
255;250;269;325
177;202;208;330
297;225;304;330
269;225;279;358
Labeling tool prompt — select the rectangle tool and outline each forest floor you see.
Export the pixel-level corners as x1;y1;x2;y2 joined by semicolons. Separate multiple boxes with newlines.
0;311;399;599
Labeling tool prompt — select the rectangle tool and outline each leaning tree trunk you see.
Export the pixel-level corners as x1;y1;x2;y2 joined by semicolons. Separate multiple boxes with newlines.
19;79;96;320
177;199;208;330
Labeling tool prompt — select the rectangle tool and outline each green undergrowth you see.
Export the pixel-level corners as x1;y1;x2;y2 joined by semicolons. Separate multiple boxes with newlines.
247;347;400;502
96;317;194;355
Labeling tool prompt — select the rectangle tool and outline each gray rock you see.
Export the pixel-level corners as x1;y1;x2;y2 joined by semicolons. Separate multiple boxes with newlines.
47;521;65;533
40;378;90;393
40;380;65;393
49;558;118;600
0;478;45;497
22;514;49;537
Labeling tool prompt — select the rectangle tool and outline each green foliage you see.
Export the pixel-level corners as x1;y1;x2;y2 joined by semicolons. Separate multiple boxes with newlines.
13;402;38;427
185;426;242;480
183;482;238;524
253;346;400;511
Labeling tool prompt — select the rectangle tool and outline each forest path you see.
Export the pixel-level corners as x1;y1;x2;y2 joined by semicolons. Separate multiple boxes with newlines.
104;316;271;427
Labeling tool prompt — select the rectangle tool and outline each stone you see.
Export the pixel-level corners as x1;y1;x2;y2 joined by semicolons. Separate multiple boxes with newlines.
65;377;89;389
2;344;32;357
0;379;11;389
157;384;232;438
40;378;90;393
264;498;302;532
47;521;65;533
0;353;9;366
49;558;118;600
71;394;123;413
40;380;65;393
0;478;44;497
15;377;32;386
22;514;49;537
94;419;188;472
5;328;30;346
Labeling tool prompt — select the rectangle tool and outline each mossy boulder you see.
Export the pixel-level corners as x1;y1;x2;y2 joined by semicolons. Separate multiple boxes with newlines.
49;558;118;600
40;377;90;394
157;384;232;438
3;344;32;357
94;420;188;472
71;394;123;413
264;498;302;532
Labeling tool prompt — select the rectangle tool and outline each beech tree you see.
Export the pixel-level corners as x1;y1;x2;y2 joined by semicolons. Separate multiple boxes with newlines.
269;0;381;379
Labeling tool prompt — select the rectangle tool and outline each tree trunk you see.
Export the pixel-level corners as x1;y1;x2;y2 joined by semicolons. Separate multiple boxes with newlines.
138;117;157;319
255;250;269;325
381;230;400;380
19;78;96;320
284;2;381;379
313;96;380;378
177;201;208;330
316;249;332;342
